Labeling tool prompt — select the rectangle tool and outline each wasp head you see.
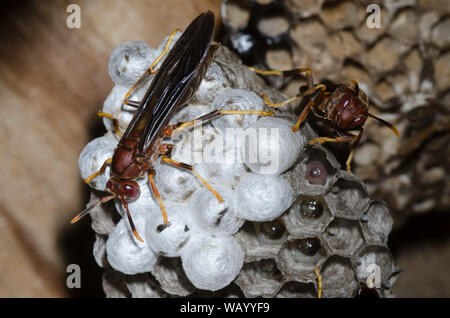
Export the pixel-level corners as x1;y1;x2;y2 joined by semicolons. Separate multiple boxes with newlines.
332;82;369;130
106;178;140;202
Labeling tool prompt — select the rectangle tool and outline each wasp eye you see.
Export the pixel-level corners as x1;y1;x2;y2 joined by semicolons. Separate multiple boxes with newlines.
353;117;364;126
123;184;140;201
340;94;352;110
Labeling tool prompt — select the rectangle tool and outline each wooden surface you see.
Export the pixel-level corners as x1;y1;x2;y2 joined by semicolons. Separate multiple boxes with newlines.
0;0;221;297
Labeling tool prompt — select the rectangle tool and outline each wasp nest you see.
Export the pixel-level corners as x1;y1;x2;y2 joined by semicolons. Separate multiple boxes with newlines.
80;31;399;298
222;0;450;227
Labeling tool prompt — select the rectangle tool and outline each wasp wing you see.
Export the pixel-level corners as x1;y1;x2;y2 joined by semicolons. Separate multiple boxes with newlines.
120;11;216;156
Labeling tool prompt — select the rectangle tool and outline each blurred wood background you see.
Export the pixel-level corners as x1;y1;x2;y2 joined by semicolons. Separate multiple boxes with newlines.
0;0;221;297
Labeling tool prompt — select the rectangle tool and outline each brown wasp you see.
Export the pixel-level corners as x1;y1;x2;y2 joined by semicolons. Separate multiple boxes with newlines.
71;11;272;241
249;67;399;172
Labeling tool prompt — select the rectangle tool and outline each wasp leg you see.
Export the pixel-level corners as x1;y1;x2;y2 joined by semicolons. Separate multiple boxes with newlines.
84;158;112;184
261;94;301;108
250;63;325;112
314;267;322;298
261;83;326;110
161;155;224;203
346;129;363;173
309;133;356;145
161;109;274;134
121;198;144;242
260;84;326;132
148;171;170;229
309;130;362;173
147;144;176;229
97;111;122;137
292;101;314;133
217;109;274;116
157;143;174;154
249;66;314;89
290;84;327;132
261;84;327;107
123;28;181;107
149;29;181;71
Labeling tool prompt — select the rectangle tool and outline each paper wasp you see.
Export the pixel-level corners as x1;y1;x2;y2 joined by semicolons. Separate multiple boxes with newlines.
71;11;272;241
250;67;399;172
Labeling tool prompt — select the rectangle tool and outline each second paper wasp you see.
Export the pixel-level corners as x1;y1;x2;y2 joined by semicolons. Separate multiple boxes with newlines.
71;11;272;241
250;67;399;172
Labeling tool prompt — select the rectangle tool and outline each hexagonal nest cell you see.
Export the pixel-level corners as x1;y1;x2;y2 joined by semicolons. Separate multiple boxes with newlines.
360;200;393;245
320;256;359;298
324;173;370;220
277;236;328;282
236;220;288;262
323;218;364;257
235;259;284;297
276;281;317;298
355;245;396;286
283;145;340;196
283;195;333;236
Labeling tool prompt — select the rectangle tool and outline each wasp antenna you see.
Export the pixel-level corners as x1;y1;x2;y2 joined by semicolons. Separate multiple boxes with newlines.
121;199;144;242
350;80;359;94
367;113;399;137
71;195;116;224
